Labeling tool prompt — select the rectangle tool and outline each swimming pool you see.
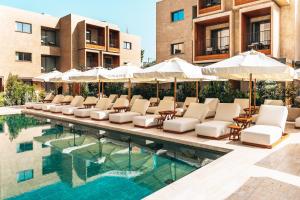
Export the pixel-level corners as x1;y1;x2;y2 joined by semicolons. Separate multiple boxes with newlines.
0;114;226;200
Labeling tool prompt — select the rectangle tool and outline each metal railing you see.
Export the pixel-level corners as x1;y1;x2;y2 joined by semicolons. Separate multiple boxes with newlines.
247;30;271;50
201;0;221;8
86;37;105;46
109;38;119;48
199;36;230;55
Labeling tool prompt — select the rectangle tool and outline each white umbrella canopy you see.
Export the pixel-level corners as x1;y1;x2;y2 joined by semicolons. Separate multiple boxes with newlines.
202;50;295;81
50;69;82;83
103;64;142;82
69;67;109;82
133;57;212;81
32;70;63;82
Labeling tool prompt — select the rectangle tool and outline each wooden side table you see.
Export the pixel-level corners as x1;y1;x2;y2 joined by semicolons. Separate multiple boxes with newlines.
233;117;252;129
155;110;176;129
113;106;130;113
83;103;96;108
243;107;259;116
228;125;242;141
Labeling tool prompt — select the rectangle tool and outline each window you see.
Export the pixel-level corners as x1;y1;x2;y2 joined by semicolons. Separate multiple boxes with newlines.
42;155;59;175
250;21;271;44
16;142;33;153
16;22;32;33
41;29;58;46
86;30;92;43
17;169;34;183
41;56;58;73
171;43;184;55
210;28;229;50
123;42;132;50
192;6;198;19
171;9;184;22
16;52;32;62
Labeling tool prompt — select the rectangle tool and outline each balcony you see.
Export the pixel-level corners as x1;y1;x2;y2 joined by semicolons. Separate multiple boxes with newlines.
86;52;99;68
85;24;105;51
234;0;259;6
108;29;120;53
103;54;120;69
199;0;222;15
196;37;230;61
246;30;271;54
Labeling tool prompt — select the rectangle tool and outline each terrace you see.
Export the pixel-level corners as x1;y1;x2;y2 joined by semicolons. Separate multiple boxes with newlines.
85;24;106;51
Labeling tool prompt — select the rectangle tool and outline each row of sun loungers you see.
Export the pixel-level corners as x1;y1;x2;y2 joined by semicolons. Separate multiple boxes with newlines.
26;93;288;149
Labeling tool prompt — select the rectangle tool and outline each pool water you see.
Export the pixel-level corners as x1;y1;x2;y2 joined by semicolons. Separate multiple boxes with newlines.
0;115;225;200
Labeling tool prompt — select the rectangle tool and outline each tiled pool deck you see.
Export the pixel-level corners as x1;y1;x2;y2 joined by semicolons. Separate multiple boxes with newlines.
13;107;300;199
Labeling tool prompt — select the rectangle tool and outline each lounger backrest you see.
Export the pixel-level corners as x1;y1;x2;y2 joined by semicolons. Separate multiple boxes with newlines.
44;93;54;101
84;96;98;105
183;103;209;122
95;98;112;110
183;97;198;108
62;95;74;103
120;95;128;99
52;95;64;104
264;99;284;106
214;103;240;122
70;96;84;107
163;96;174;101
149;97;160;104
155;100;175;115
234;98;249;114
130;95;143;106
113;98;129;108
108;94;118;103
130;99;150;115
256;105;288;131
204;98;220;112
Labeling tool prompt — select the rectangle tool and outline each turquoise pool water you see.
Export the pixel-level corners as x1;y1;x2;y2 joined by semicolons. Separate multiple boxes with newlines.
0;114;225;200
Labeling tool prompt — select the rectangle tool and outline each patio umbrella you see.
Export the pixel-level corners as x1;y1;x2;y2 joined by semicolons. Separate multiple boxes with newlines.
69;67;109;98
33;70;62;82
103;64;142;100
134;57;215;110
202;50;295;114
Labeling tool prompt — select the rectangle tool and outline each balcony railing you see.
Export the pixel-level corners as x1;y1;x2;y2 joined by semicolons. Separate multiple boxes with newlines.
202;0;221;8
199;36;230;55
109;39;119;48
86;37;105;46
247;30;271;50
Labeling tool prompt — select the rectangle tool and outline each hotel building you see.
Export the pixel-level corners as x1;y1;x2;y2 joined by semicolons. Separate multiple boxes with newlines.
156;0;300;66
0;6;141;90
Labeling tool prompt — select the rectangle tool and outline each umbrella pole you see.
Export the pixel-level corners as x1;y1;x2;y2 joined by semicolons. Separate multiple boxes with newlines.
156;79;159;99
254;79;257;110
128;79;132;100
101;82;104;98
196;81;199;100
98;80;101;99
249;74;252;117
174;77;177;111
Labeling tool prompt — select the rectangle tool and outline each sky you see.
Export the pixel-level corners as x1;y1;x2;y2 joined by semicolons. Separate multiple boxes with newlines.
0;0;156;62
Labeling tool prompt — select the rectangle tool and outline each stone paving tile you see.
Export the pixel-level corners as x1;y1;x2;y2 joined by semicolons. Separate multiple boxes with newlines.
226;177;300;200
256;144;300;177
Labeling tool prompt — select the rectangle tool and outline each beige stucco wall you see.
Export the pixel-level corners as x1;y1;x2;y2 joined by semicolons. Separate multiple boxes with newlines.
120;32;142;66
0;5;60;84
156;0;198;63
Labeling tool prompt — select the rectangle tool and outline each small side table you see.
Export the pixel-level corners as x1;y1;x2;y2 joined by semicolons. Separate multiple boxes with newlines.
228;125;242;141
113;106;130;113
233;117;252;129
243;107;259;116
84;103;96;108
155;110;176;129
60;101;71;105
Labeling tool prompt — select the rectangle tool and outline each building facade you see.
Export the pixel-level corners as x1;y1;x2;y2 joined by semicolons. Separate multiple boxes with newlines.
0;6;141;90
156;0;300;66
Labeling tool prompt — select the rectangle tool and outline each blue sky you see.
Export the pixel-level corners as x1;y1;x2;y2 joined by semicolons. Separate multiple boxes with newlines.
0;0;156;61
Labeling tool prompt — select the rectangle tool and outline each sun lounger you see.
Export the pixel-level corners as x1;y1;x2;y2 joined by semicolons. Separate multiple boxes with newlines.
129;95;143;107
147;96;174;114
264;99;284;106
120;95;128;99
90;98;129;121
109;99;150;124
33;95;64;110
133;100;174;128
234;98;250;115
241;105;288;148
175;97;198;117
25;93;54;109
204;98;220;118
50;96;84;113
108;94;118;103
62;96;98;115
195;103;240;139
164;103;209;133
41;95;73;111
149;97;160;107
74;98;112;118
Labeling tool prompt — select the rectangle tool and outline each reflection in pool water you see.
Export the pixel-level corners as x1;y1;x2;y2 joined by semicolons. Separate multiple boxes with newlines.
0;115;225;200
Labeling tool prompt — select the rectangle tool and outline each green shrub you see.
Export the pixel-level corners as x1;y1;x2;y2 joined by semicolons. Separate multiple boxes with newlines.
0;92;5;107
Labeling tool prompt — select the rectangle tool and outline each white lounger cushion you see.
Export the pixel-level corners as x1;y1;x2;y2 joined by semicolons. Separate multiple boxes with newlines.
175;97;198;116
133;115;160;127
264;99;284;106
41;103;59;111
74;98;112;118
195;121;232;138
204;98;220;118
62;106;81;115
90;110;115;120
241;105;288;146
147;106;157;114
241;125;282;146
196;103;240;138
130;95;143;107
51;96;84;113
163;118;199;133
34;95;64;110
234;98;249;114
109;112;141;123
51;105;72;113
